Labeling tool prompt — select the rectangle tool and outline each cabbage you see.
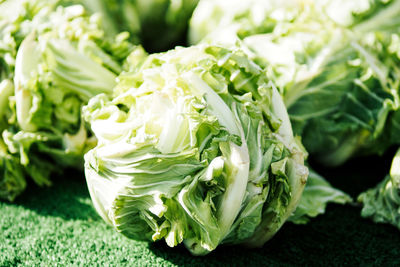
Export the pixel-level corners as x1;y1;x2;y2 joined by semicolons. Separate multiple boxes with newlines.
83;44;308;255
190;0;400;166
0;0;57;199
189;0;303;46
0;0;135;200
0;80;25;201
65;0;199;52
190;0;400;227
358;148;400;229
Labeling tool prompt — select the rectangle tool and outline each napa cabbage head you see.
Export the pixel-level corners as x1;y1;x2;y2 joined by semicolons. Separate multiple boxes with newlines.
0;1;135;196
65;0;199;52
190;0;400;167
189;0;304;46
189;0;399;225
247;0;400;230
83;44;308;255
0;0;57;198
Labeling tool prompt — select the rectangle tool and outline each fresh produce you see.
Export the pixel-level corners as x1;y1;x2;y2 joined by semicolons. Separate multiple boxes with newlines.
1;0;398;255
358;148;400;229
83;44;308;255
0;0;135;200
289;169;352;224
0;80;25;201
189;0;400;227
65;0;199;52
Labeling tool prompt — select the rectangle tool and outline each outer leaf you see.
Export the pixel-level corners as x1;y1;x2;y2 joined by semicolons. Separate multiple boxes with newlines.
358;148;400;228
289;169;352;224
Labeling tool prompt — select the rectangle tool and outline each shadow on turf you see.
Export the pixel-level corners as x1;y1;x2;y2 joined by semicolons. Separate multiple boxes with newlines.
147;204;400;266
148;239;270;267
147;223;322;266
309;146;396;198
9;169;100;221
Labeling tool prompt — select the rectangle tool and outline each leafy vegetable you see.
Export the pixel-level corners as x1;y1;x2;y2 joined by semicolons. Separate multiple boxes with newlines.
189;0;400;228
65;0;199;52
0;0;135;200
189;0;303;46
0;79;25;201
358;148;400;228
289;169;352;224
190;0;400;166
83;44;308;255
0;0;55;199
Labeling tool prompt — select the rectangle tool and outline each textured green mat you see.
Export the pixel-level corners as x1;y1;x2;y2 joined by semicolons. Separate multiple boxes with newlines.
1;153;400;266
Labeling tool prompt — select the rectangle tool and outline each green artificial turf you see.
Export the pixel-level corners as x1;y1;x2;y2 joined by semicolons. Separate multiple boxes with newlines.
1;152;400;266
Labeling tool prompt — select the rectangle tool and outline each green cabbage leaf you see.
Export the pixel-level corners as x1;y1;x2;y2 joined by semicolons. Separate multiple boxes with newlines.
358;148;400;228
289;169;352;224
